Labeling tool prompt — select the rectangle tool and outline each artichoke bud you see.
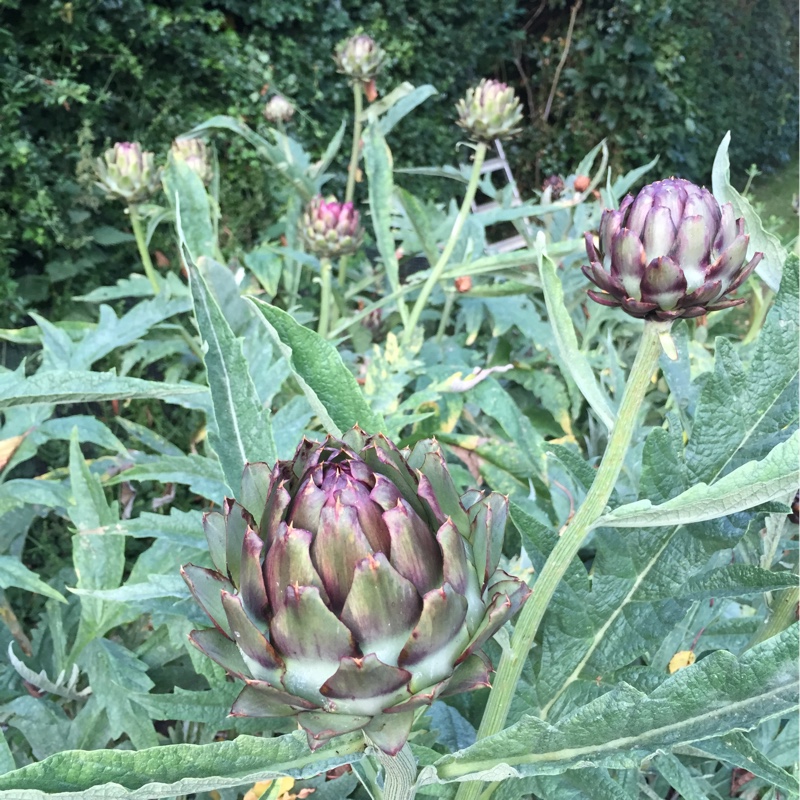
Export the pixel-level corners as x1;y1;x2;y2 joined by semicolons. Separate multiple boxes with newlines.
300;195;363;258
94;141;160;203
333;33;386;82
182;428;530;755
455;79;523;144
582;177;764;321
171;138;212;185
542;174;565;201
264;95;295;124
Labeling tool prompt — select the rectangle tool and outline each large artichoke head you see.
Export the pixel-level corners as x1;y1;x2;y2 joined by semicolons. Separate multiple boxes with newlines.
333;33;386;82
583;178;763;321
182;428;530;755
455;79;523;144
300;195;363;259
94;141;160;204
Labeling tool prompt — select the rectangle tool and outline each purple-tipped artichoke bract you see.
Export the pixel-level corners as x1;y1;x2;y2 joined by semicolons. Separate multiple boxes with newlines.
95;142;160;204
182;428;530;755
264;95;295;124
455;79;523;144
333;33;386;82
171;138;212;185
300;195;364;259
583;178;764;321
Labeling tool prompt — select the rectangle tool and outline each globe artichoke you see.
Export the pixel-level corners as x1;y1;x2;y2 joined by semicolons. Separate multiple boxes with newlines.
94;142;160;204
182;428;530;755
333;33;386;82
171;138;212;185
455;79;523;144
300;195;363;258
583;178;763;321
264;95;295;124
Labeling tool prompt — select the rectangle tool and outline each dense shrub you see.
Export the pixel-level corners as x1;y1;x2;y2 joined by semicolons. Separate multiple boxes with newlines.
513;0;798;187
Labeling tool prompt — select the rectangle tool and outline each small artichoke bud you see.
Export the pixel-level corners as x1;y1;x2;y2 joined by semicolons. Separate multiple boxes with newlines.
300;195;363;258
542;175;565;200
182;428;530;755
455;79;523;144
171;138;212;185
264;95;295;124
94;142;160;203
583;177;764;321
333;33;386;82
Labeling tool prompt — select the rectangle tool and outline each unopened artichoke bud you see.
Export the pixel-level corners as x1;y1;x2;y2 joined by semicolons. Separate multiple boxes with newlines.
455;79;523;143
182;428;530;755
264;95;295;124
583;178;764;321
542;175;565;200
171;138;212;185
333;33;386;82
300;195;363;258
94;142;160;203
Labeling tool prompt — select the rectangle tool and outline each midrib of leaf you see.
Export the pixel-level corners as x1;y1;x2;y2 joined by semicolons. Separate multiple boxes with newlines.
540;532;674;718
438;682;797;780
195;278;249;483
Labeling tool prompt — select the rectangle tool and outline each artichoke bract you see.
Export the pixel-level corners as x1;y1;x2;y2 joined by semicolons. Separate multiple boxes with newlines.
94;142;160;204
583;178;763;321
264;95;295;124
300;195;363;258
333;33;386;82
455;79;523;144
171;138;212;185
182;429;530;755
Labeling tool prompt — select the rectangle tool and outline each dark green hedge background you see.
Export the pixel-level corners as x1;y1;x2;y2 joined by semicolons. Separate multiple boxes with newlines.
1;0;796;324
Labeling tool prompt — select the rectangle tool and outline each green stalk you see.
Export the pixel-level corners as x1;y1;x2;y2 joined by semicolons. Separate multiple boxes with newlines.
402;142;487;346
345;82;364;205
435;290;456;342
317;257;333;338
455;321;664;800
370;741;417;800
129;204;160;294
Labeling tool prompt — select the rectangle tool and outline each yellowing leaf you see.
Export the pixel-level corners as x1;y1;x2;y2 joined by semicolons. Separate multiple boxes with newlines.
668;650;696;673
0;433;27;471
243;777;296;800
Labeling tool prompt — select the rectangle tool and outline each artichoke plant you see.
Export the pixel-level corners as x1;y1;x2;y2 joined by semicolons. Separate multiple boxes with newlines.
333;33;386;82
182;428;530;755
583;178;763;320
94;141;160;204
171;138;212;185
264;95;295;124
455;79;523;144
300;195;363;258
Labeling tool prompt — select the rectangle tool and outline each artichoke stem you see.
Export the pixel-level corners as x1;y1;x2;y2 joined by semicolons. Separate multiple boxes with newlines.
455;321;664;800
368;739;417;800
129;204;160;295
318;257;333;338
345;81;363;206
403;142;487;346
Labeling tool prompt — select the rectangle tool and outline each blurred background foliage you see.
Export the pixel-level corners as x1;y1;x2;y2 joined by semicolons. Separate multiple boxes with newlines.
1;0;797;326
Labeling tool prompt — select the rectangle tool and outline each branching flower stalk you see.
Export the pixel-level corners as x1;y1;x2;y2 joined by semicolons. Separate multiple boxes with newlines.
402;142;487;346
455;321;664;800
128;205;160;294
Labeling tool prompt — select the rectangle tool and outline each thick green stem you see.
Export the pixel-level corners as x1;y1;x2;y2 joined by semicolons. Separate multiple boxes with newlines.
369;741;417;800
455;321;664;800
129;205;160;294
317;257;333;338
402;143;486;347
435;290;455;342
345;82;364;205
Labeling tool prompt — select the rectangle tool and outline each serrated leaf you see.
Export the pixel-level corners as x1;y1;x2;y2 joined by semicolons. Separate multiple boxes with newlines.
418;626;799;785
595;430;799;528
188;262;277;492
377;83;437;136
0;731;364;799
91;509;204;546
0;368;202;410
163;158;218;261
676;564;798;601
653;753;710;800
538;247;615;430
0;557;66;602
248;298;385;436
711;132;786;291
